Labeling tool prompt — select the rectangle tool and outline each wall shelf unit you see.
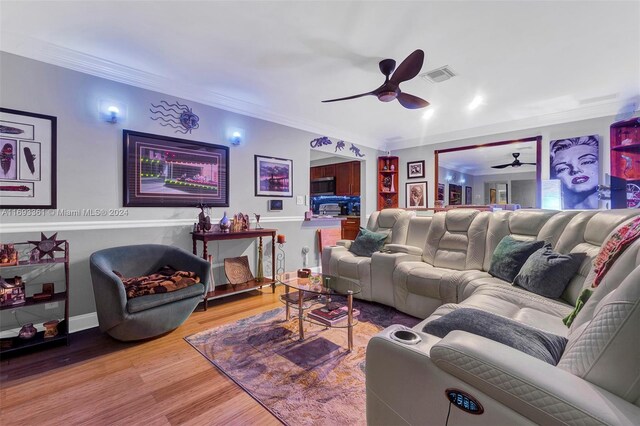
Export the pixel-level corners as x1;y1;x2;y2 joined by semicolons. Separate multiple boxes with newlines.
610;118;640;209
377;156;399;209
0;241;70;356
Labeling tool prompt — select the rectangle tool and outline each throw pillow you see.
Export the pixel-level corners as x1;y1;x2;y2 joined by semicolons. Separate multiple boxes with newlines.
488;236;545;282
348;227;388;257
513;245;586;298
423;308;567;365
563;288;593;327
591;216;640;287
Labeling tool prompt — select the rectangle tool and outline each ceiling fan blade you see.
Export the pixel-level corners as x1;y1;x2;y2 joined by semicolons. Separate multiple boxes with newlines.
521;162;537;166
390;49;425;84
397;92;430;109
321;91;373;103
491;164;513;169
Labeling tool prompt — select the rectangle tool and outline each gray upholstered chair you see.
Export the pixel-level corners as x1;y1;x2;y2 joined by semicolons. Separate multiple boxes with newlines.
90;244;210;341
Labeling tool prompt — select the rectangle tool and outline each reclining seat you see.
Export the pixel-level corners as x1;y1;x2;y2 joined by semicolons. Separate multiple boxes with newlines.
456;209;576;300
392;209;490;318
321;208;413;301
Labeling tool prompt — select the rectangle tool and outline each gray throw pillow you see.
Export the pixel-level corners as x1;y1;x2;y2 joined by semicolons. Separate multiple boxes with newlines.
348;227;387;257
488;236;545;282
513;245;586;298
423;308;567;365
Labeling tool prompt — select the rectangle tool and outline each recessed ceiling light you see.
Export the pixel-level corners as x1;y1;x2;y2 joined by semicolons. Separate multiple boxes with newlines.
468;95;484;110
422;108;435;120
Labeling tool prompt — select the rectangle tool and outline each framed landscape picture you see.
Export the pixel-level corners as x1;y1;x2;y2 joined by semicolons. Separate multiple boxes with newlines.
123;130;229;207
406;181;427;208
407;160;425;179
255;155;293;197
0;108;56;209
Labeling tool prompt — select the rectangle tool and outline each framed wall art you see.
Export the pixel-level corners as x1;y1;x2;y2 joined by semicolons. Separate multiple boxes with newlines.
407;160;425;179
406;181;427;208
550;135;599;209
448;184;462;205
123;130;229;207
254;155;293;197
0;108;57;209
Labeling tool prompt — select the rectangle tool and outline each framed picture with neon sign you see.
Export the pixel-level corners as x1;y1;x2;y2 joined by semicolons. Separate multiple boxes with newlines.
123;130;229;207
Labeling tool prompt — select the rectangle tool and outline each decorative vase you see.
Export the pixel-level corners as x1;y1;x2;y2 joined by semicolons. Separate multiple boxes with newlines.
390;178;395;193
18;323;37;340
43;320;59;339
219;211;230;233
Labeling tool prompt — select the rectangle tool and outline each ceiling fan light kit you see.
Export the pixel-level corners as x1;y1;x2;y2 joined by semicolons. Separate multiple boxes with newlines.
322;49;430;109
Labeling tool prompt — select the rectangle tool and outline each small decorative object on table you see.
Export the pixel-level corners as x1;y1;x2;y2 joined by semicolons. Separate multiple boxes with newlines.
253;213;262;229
297;268;311;278
196;204;212;232
276;234;286;276
232;212;250;232
18;323;37;340
28;232;64;260
43;320;60;338
219;211;230;233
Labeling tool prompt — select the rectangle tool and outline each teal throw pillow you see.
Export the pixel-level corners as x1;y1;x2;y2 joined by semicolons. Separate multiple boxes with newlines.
348;227;387;257
488;236;545;283
513;245;586;298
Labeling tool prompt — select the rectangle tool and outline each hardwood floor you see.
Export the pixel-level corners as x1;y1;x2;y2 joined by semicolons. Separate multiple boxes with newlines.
0;288;287;426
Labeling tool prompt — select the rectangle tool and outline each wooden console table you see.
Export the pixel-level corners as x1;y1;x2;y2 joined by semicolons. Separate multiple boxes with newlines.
191;228;277;308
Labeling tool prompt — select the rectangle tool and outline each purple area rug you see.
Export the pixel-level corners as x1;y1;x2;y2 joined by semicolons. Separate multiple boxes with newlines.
185;298;419;425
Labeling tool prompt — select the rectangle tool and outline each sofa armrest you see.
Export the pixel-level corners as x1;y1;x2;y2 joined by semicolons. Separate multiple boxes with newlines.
431;331;640;426
370;251;422;306
383;243;423;256
336;239;352;248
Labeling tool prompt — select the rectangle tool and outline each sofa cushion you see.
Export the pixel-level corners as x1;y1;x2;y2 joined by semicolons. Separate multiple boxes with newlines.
513;245;586;298
348;227;387;257
488;236;545;282
126;282;205;314
422;307;568;365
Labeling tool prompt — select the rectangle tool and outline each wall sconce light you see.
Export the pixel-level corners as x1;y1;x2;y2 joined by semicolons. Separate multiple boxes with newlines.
227;128;244;146
99;100;126;124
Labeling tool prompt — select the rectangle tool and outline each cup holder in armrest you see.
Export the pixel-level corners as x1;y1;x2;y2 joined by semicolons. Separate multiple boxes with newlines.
390;329;422;345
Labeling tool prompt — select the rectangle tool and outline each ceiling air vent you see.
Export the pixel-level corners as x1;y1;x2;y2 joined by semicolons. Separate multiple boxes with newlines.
421;66;456;83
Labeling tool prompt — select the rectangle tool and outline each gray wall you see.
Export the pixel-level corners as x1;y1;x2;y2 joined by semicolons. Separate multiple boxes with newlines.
471;171;537;206
0;52;379;331
395;116;617;209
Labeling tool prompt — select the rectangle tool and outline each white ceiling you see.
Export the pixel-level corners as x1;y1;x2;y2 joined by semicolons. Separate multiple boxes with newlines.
438;140;537;176
1;1;639;150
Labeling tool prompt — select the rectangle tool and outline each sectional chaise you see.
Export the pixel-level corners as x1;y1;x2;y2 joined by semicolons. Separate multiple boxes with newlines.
322;208;640;425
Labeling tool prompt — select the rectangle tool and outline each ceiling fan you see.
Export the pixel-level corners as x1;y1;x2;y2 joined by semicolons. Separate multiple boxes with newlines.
321;49;430;109
491;153;537;169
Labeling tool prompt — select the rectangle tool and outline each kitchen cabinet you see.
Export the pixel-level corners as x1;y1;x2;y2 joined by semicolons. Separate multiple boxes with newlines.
335;161;361;196
310;165;336;180
341;217;360;240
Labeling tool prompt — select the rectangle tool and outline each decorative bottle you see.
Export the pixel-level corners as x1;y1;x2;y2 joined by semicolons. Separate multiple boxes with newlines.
219;211;230;232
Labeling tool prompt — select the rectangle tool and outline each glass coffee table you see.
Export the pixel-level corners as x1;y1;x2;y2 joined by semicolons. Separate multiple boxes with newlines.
277;273;361;351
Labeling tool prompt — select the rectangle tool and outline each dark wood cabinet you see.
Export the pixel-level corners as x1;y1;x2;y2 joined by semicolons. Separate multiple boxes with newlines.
310;166;322;180
335;161;361;196
341;217;360;240
310;165;336;180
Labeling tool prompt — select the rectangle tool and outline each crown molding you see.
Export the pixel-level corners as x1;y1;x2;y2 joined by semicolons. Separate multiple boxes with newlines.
0;33;378;148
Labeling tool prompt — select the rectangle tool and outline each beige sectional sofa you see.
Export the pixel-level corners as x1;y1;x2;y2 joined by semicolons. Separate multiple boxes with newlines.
322;208;640;425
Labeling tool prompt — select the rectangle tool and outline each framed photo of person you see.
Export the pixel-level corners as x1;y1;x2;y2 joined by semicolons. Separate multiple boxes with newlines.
407;160;425;179
405;181;427;208
254;155;293;197
123;130;229;207
549;135;599;209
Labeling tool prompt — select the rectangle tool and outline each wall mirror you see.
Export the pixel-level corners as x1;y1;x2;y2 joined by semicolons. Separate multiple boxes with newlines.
435;136;542;208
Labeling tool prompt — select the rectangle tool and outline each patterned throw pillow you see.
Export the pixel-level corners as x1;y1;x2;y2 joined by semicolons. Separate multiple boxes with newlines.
513;244;586;298
348;227;388;257
488;236;545;282
592;216;640;287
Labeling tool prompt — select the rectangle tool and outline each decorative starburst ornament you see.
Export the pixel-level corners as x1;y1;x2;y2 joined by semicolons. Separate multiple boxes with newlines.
28;232;64;260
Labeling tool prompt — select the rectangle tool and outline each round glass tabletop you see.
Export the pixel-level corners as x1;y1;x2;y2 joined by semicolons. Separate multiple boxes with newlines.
277;272;361;296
